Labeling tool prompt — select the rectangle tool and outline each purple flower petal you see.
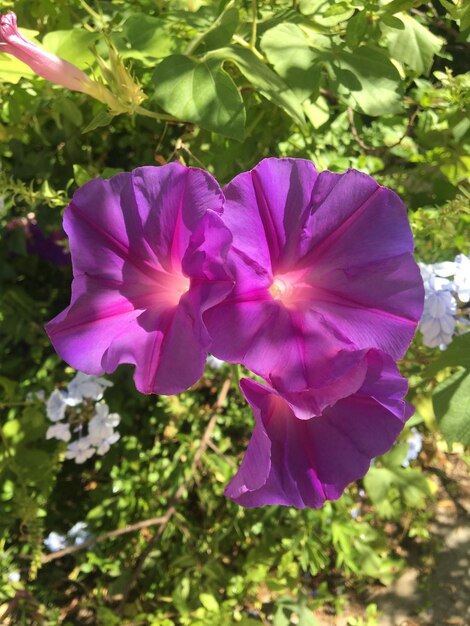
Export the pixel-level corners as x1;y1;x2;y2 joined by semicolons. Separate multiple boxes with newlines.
225;350;411;508
205;158;424;392
46;164;233;395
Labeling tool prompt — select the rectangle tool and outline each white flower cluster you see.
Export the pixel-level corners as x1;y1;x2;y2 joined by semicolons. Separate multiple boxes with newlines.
44;522;91;552
45;372;120;463
419;253;470;349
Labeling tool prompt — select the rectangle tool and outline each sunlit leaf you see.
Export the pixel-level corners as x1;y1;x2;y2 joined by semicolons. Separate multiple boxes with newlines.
329;46;402;115
381;13;443;75
433;369;470;445
152;54;245;139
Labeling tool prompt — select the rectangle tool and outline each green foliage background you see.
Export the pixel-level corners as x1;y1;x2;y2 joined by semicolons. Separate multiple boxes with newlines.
0;0;469;624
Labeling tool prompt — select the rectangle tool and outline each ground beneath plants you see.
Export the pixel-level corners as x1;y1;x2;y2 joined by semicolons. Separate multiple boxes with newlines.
316;454;470;626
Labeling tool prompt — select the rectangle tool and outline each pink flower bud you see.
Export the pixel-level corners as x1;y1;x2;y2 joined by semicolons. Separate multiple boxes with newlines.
0;12;95;94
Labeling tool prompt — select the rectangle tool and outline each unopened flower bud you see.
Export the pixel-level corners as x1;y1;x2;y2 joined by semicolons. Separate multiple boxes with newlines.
0;12;121;109
0;12;95;93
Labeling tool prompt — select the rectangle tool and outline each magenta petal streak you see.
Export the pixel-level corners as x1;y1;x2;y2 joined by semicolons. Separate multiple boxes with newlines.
46;164;234;395
204;158;424;394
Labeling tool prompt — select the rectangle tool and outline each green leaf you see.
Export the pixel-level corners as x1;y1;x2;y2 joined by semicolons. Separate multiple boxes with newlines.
461;3;470;31
108;570;133;596
381;442;410;468
380;14;406;29
365;466;430;518
260;23;321;102
82;109;115;133
433;369;470;445
2;419;21;440
303;95;329;128
0;55;35;84
299;0;354;27
42;29;98;68
199;7;239;52
73;164;93;187
207;46;306;127
381;13;443;75
152;55;245;139
329;46;402;116
426;333;470;376
15;448;51;473
0;376;17;400
199;593;219;612
273;606;291;626
121;15;177;63
381;0;417;14
346;11;370;49
298;607;319;626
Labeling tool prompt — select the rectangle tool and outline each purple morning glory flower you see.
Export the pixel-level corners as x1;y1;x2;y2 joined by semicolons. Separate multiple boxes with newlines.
204;158;424;395
46;164;233;395
226;350;413;508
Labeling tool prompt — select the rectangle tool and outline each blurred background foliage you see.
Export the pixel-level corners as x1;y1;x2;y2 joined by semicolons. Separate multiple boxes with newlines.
0;0;469;624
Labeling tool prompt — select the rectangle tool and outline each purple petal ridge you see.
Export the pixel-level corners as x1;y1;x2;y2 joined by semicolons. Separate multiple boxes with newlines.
46;164;233;395
204;158;425;392
225;350;412;508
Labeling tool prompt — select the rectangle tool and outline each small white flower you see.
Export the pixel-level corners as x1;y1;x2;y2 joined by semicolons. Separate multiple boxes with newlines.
453;253;470;303
402;428;423;467
46;422;71;442
8;571;20;583
431;261;456;278
88;403;120;446
96;432;120;456
66;372;113;406
419;263;455;291
207;355;224;369
65;437;95;464
46;389;67;422
419;268;458;348
44;531;68;552
68;522;90;546
94;402;120;427
421;291;457;348
419;263;434;289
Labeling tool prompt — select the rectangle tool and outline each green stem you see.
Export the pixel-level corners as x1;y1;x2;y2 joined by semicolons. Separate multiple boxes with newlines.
230;364;241;392
185;0;236;56
134;106;179;123
251;0;258;49
230;35;266;61
0;401;31;408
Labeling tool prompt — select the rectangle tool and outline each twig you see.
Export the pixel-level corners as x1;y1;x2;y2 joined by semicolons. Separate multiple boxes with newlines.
251;0;258;49
347;106;419;153
117;376;232;613
41;515;167;564
387;107;418;149
347;107;375;152
207;439;237;468
166;138;207;169
231;35;266;61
